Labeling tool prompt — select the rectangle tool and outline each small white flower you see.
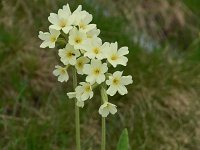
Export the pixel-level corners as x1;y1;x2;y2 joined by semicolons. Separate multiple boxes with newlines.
38;28;60;48
106;71;133;96
67;92;85;108
84;38;107;60
104;42;129;67
86;28;100;39
99;102;117;117
58;44;80;65
75;82;93;101
83;59;108;84
53;65;69;82
68;27;88;49
77;12;96;33
75;57;90;75
67;82;93;107
48;4;74;34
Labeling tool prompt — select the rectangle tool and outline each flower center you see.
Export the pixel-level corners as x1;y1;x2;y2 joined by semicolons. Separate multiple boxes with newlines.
85;85;91;92
93;47;100;54
59;19;67;28
93;68;100;75
66;52;75;58
78;61;83;68
60;68;66;74
112;78;120;85
50;36;56;42
111;54;118;61
79;23;86;29
75;37;82;44
87;35;92;38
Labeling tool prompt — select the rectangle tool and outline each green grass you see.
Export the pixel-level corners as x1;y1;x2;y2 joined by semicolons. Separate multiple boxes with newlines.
1;0;200;149
183;0;200;16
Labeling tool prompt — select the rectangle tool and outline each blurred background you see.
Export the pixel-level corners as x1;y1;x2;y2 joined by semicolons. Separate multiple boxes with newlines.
0;0;200;149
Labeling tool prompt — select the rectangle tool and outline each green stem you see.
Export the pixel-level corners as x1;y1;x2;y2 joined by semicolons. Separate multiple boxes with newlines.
101;117;106;150
100;85;108;150
72;68;81;150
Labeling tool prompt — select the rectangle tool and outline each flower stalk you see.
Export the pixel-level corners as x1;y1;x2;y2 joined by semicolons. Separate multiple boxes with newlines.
72;67;81;150
101;117;106;150
100;85;108;150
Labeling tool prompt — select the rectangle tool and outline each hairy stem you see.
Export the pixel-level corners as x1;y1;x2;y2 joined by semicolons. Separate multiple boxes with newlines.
72;68;81;150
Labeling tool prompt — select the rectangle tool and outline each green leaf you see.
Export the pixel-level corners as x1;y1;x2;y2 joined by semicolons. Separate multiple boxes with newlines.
117;128;129;150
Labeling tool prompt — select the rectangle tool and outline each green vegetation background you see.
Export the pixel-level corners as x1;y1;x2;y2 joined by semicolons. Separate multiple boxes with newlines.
0;0;200;149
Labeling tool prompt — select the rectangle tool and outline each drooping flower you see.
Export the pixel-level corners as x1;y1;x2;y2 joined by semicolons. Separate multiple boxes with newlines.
75;82;93;101
67;92;85;108
67;82;93;107
106;71;133;96
84;37;108;60
104;42;129;67
53;65;69;82
38;28;60;48
75;56;90;75
83;59;108;84
99;102;117;117
58;44;80;65
67;92;76;99
48;4;74;34
68;27;88;50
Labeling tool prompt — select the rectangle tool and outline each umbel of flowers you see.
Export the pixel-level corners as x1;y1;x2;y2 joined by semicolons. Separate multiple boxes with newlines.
38;4;133;150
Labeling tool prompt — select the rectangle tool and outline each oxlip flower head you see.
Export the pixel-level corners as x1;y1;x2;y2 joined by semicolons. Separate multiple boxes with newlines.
106;71;133;96
83;59;108;84
38;28;60;48
58;44;80;65
105;42;129;67
99;102;117;117
39;3;133;118
53;65;69;82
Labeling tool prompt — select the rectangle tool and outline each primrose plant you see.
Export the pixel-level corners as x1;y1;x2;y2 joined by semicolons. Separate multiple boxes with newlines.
38;4;133;150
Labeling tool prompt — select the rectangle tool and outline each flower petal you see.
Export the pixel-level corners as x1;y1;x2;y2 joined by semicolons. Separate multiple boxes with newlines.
107;85;117;96
121;76;133;85
67;92;76;99
118;46;129;56
118;85;128;95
